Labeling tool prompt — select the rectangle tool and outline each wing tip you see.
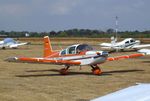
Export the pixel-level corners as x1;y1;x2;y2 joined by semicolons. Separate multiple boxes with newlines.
5;57;18;62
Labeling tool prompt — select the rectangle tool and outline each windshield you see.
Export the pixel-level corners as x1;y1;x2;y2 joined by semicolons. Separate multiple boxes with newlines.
130;39;135;43
60;49;66;55
76;44;93;53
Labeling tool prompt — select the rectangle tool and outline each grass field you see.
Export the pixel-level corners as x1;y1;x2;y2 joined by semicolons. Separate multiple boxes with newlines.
0;39;150;101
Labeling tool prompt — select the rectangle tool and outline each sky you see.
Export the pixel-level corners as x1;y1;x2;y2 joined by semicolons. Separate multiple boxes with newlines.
0;0;150;32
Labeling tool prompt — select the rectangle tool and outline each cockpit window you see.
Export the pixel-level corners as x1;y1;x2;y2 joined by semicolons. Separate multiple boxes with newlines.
125;41;129;44
61;49;66;55
130;40;135;43
76;44;93;53
68;46;76;54
61;44;93;55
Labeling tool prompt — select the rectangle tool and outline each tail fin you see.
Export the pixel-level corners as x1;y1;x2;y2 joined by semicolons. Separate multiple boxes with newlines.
111;36;117;46
44;36;53;57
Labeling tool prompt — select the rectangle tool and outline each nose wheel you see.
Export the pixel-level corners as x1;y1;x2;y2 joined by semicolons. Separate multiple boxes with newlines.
59;66;70;75
91;65;102;75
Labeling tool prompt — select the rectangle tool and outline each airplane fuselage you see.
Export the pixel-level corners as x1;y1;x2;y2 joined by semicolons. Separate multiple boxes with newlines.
113;38;140;50
45;50;108;66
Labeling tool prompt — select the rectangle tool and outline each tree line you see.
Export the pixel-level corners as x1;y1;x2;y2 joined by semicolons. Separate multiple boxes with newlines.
0;29;150;38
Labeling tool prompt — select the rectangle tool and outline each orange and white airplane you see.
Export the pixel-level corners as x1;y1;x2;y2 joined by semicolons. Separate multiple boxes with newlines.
6;36;147;75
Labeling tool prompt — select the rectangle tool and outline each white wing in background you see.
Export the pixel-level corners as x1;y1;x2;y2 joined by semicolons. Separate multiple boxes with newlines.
91;84;150;101
132;44;150;49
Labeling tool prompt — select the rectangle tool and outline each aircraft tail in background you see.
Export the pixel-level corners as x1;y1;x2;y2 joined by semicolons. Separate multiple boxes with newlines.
111;36;117;47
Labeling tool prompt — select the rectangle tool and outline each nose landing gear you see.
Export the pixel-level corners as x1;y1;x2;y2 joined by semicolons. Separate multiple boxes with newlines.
91;65;102;75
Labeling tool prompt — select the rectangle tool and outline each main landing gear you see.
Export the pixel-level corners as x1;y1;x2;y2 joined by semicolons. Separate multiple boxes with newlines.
2;47;6;50
59;65;102;75
91;65;102;75
59;66;70;75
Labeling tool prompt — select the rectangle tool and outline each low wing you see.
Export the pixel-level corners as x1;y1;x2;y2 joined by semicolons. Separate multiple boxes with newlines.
107;53;144;61
13;42;29;46
9;42;29;48
5;57;81;65
16;42;29;46
100;47;112;49
100;43;112;47
132;44;150;49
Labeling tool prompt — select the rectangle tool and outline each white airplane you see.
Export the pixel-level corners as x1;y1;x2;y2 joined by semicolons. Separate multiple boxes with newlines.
0;38;29;49
100;37;150;51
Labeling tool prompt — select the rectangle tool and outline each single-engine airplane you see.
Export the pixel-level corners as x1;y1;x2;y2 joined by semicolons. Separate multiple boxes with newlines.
100;37;150;51
0;38;29;49
6;36;147;75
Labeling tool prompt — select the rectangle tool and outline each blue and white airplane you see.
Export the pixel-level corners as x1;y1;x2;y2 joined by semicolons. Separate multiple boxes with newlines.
0;38;29;49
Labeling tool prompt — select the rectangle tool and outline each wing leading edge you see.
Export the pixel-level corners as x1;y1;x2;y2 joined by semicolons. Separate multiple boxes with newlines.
5;57;81;65
107;53;144;61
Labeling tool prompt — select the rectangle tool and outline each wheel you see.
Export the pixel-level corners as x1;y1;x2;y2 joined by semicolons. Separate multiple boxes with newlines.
2;47;6;49
92;67;102;75
59;68;68;75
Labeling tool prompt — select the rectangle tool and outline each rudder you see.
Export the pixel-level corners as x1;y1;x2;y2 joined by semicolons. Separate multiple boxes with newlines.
43;36;53;57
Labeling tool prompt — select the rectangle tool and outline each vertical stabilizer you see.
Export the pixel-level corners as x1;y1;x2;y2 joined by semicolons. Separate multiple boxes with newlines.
111;36;117;46
44;36;53;57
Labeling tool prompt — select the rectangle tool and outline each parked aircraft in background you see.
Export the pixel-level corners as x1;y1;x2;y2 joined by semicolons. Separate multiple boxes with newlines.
100;37;150;51
0;38;29;49
6;36;148;75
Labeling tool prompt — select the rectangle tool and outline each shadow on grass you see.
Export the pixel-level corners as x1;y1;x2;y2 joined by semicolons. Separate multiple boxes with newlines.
0;47;30;50
142;61;150;64
15;69;144;77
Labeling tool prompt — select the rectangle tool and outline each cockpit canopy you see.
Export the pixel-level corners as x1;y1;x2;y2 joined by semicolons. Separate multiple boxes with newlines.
60;44;93;55
3;38;16;44
124;38;136;44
